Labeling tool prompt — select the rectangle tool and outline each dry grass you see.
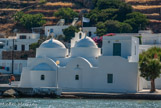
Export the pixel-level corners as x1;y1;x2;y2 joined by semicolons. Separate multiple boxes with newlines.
45;2;73;7
132;5;161;9
145;13;160;16
126;0;158;3
0;23;15;34
26;9;57;13
1;0;38;3
149;19;161;23
44;21;55;26
43;17;57;20
0;8;20;11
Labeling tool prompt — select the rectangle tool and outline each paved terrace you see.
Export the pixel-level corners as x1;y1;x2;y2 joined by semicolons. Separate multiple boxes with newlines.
0;83;161;99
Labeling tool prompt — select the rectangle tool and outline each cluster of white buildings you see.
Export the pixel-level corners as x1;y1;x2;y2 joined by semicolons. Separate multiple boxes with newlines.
0;33;40;74
0;25;97;75
1;24;161;93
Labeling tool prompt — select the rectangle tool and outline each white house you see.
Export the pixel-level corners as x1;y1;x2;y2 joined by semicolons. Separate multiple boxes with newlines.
138;30;161;53
19;31;141;93
0;33;40;74
45;25;97;37
0;33;40;53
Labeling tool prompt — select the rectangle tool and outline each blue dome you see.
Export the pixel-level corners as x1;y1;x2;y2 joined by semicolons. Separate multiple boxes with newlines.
75;37;98;48
40;39;66;48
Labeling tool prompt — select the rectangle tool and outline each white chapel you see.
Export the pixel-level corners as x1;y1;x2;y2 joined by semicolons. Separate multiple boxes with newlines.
19;31;141;93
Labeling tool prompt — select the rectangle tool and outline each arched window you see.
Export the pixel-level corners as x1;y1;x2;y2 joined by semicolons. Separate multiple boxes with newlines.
79;33;82;39
75;75;79;80
41;75;45;80
89;31;92;37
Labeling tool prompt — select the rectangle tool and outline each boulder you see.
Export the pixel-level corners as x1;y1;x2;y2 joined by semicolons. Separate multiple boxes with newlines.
3;89;18;98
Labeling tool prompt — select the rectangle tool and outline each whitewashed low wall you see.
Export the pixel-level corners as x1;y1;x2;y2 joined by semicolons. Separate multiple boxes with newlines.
0;60;27;74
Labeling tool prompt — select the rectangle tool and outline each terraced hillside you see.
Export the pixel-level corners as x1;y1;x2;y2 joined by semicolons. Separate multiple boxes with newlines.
0;0;89;36
1;0;161;36
125;0;161;32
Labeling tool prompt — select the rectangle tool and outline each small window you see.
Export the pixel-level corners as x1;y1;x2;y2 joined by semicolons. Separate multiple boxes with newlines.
41;75;45;80
20;35;26;39
76;64;79;68
79;33;82;39
50;29;54;33
6;41;8;46
75;75;79;80
21;45;25;51
107;74;113;83
14;45;17;50
0;44;3;49
89;31;92;37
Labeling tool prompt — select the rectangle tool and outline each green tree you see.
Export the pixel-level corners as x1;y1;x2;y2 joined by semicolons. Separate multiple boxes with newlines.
139;47;161;92
86;0;148;33
54;8;78;23
116;2;132;21
63;26;79;42
14;11;24;22
124;12;149;33
96;22;106;36
20;13;46;29
14;12;46;29
96;0;122;10
120;22;132;33
29;36;46;52
105;20;121;33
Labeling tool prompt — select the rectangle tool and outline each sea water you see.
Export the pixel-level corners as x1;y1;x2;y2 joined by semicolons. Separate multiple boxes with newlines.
0;98;160;108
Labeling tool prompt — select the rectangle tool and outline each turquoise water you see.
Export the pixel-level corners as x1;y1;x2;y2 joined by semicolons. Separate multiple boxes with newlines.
0;98;160;108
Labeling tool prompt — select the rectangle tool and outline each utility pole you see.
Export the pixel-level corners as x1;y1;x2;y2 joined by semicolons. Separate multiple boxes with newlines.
11;38;14;74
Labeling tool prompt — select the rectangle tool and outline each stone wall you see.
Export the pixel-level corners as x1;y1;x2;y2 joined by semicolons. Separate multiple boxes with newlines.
2;51;35;60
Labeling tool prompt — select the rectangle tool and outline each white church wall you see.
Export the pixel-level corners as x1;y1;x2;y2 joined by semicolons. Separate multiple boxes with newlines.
96;56;138;92
71;31;86;48
58;57;138;93
36;48;68;58
19;67;31;87
82;27;97;37
20;58;58;87
71;48;100;58
58;57;93;89
30;71;56;87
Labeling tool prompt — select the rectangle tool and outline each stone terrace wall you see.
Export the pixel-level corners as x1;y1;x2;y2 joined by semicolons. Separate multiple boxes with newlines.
2;51;35;60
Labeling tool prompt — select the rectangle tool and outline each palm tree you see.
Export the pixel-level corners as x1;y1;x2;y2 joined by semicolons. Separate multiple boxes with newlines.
139;47;161;92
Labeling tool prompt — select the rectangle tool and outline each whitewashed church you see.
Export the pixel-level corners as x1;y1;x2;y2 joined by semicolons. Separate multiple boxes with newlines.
19;31;141;93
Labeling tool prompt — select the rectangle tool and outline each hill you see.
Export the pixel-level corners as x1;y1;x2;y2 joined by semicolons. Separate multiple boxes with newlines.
125;0;161;32
1;0;161;36
0;0;90;36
